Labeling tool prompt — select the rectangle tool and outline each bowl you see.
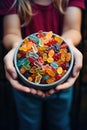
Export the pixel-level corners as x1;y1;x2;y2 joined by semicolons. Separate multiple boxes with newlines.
14;31;74;90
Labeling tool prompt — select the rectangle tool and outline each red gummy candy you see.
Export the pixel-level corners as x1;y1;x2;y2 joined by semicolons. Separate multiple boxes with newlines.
60;44;68;49
47;39;57;46
37;30;44;38
38;57;44;65
60;62;69;70
19;50;26;58
55;74;62;80
28;57;36;64
53;52;61;61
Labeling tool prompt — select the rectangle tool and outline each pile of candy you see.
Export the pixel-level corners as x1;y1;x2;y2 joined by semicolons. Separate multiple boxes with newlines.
17;30;71;84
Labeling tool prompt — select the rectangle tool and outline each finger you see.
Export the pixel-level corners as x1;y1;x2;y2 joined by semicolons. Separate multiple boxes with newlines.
4;49;17;79
55;80;73;91
30;88;37;95
6;71;31;93
46;89;55;96
6;69;46;96
72;47;83;77
55;72;79;91
37;90;45;98
10;80;31;93
4;64;17;80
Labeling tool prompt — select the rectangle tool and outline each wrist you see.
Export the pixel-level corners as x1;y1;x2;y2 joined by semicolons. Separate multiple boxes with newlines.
12;42;20;49
64;39;74;46
11;39;23;49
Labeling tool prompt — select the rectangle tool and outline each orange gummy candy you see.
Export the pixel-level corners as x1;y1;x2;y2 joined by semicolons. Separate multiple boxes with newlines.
48;49;55;57
46;77;55;84
46;68;55;77
20;66;26;74
28;76;33;82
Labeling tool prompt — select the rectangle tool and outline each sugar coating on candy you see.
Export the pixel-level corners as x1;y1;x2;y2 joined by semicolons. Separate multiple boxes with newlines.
17;30;72;84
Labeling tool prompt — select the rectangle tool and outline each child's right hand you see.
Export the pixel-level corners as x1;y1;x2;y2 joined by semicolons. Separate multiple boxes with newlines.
4;48;45;98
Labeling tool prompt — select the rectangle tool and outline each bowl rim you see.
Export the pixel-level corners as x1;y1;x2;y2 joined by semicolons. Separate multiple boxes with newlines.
14;32;74;89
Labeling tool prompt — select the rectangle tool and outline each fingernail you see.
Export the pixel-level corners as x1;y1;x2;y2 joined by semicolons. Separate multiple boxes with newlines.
25;88;31;93
30;88;37;94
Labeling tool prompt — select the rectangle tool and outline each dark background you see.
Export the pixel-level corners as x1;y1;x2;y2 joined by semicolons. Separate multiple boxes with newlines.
0;1;87;130
0;16;18;130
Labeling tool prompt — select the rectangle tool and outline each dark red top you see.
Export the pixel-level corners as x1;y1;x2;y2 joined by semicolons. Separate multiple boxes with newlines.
0;0;17;14
0;0;85;37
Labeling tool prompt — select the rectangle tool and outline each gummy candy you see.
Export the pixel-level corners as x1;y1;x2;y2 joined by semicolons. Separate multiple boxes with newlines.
54;43;60;52
45;31;53;40
29;52;39;59
30;66;37;73
50;62;58;69
35;73;42;84
28;76;33;82
17;58;28;67
57;67;63;75
54;36;63;44
46;68;55;77
39;38;44;47
28;35;39;44
42;53;48;61
53;52;61;61
28;57;36;64
17;50;26;58
42;75;49;80
55;74;62;80
34;61;42;68
38;57;44;65
32;43;38;53
46;77;55;84
65;53;71;62
23;61;30;70
37;30;44;38
20;66;27;74
47;57;54;63
60;43;68;49
36;68;45;75
48;49;55;57
60;62;69;70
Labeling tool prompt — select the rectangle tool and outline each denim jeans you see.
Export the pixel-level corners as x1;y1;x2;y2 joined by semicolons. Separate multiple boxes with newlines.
13;87;73;130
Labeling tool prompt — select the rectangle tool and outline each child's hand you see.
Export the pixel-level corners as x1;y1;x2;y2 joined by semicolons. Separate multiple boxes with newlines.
45;46;83;96
4;48;45;98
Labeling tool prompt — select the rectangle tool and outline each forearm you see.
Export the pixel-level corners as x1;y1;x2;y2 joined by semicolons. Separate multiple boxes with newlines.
61;29;82;46
3;34;22;50
62;7;82;46
3;14;22;50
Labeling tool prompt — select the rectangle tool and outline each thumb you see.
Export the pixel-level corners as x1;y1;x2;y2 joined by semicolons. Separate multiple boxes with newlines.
4;49;17;79
72;47;83;77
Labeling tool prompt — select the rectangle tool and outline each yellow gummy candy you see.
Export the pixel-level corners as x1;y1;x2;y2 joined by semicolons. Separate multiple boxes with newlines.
42;53;48;61
47;57;54;63
45;31;53;39
57;67;63;74
54;36;63;44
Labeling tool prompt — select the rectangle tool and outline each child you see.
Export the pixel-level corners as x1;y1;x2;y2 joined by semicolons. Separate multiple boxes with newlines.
1;0;85;130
